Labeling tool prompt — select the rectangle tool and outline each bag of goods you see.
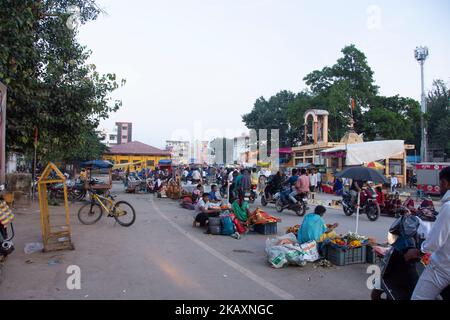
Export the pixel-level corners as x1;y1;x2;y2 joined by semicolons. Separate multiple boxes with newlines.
0;201;14;226
233;218;246;234
300;241;319;262
265;233;307;268
220;214;235;236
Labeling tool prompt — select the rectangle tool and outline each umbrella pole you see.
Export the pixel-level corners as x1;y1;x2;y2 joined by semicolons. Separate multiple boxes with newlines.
356;191;361;234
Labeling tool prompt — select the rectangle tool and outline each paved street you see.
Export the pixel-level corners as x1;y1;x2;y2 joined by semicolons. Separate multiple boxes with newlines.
0;182;397;300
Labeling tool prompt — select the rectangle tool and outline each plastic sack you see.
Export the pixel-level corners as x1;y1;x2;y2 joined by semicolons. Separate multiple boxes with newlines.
265;233;306;268
300;240;319;262
24;242;44;254
265;244;289;269
221;214;235;235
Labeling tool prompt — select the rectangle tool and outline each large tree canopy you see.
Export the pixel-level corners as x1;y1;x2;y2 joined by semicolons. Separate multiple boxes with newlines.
0;0;124;163
242;90;297;148
244;44;425;152
427;80;450;159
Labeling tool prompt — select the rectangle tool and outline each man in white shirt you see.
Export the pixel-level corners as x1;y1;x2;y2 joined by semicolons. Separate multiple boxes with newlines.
316;171;322;193
309;170;318;192
390;175;398;192
405;166;450;300
193;193;221;227
192;169;201;183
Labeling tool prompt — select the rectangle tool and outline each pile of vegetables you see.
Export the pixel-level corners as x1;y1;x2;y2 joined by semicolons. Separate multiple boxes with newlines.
330;232;369;248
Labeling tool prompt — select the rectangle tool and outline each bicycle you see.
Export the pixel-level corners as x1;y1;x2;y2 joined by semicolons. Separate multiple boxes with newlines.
77;187;136;227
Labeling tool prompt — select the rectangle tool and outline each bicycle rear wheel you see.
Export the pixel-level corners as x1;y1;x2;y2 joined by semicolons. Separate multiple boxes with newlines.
78;203;103;225
113;201;136;227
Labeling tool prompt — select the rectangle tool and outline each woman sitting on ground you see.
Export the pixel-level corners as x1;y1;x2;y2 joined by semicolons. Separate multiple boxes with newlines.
297;205;338;244
231;195;251;223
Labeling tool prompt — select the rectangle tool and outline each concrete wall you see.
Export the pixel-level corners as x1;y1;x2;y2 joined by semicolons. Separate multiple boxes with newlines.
6;173;32;193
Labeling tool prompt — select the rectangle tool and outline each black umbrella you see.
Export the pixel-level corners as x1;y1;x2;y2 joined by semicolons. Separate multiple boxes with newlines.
336;166;388;233
336;166;389;184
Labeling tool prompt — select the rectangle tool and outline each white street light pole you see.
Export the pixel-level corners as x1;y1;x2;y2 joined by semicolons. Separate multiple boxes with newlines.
414;46;429;163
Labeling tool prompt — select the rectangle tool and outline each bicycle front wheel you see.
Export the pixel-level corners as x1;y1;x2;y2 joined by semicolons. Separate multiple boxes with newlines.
78;203;103;225
112;201;136;227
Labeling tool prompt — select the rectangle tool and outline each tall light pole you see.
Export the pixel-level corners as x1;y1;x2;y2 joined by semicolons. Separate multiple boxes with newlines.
414;46;429;163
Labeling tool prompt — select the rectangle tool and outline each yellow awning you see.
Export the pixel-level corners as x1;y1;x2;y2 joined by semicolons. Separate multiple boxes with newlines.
112;161;143;170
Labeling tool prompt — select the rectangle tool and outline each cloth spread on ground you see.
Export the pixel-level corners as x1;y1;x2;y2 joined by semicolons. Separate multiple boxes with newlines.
248;208;281;225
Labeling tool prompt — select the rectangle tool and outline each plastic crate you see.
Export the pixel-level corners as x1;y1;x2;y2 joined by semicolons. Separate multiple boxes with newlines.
366;245;383;264
254;223;277;235
325;244;367;266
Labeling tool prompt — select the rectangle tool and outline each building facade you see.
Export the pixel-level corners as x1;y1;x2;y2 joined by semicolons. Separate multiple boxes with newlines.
165;140;190;165
103;141;171;170
292;109;411;185
116;122;132;145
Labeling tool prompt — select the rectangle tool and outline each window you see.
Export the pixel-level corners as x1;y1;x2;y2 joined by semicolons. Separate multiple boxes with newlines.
120;160;128;164
122;135;127;140
147;160;155;167
389;160;403;176
109;135;116;140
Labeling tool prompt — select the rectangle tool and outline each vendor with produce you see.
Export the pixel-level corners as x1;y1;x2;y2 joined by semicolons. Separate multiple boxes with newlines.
297;205;338;244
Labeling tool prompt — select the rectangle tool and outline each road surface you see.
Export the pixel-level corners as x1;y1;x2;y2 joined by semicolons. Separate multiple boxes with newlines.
0;182;396;300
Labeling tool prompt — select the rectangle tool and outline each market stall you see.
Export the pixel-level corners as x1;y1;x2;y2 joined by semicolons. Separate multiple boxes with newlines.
80;160;113;195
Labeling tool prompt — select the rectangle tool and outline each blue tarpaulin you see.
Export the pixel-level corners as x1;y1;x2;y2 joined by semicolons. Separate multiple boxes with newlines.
81;160;114;169
159;159;172;165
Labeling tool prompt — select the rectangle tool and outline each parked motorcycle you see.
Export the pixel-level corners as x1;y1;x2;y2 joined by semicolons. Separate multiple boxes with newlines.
248;184;258;204
342;189;380;221
371;214;449;300
48;178;87;201
395;196;438;221
274;186;307;216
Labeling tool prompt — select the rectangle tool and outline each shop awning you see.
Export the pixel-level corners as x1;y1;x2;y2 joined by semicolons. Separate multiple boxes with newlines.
321;140;405;166
112;161;142;169
159;159;172;165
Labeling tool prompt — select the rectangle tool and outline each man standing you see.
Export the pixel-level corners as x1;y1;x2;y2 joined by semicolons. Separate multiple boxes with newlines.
309;169;318;193
405;166;450;300
391;174;398;192
316;170;322;193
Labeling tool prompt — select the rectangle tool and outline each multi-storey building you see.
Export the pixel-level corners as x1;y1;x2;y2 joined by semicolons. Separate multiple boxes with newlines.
165;140;190;165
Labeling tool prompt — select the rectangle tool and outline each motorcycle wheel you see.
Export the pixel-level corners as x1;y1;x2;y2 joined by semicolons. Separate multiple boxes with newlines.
295;204;306;217
275;199;284;213
367;204;381;221
261;195;268;207
343;205;354;216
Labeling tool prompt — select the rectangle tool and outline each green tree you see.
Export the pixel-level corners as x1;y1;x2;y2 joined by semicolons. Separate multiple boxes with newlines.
427;80;450;159
302;44;379;138
242;90;298;148
362;95;421;144
0;0;123;163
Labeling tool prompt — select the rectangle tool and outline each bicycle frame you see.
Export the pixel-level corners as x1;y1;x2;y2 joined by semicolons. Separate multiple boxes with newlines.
89;191;114;214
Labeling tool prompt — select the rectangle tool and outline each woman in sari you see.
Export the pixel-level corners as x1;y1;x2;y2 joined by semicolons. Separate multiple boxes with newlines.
298;205;338;244
231;196;251;222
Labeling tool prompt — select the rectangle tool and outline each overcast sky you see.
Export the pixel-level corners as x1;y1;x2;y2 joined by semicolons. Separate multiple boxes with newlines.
77;0;450;149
